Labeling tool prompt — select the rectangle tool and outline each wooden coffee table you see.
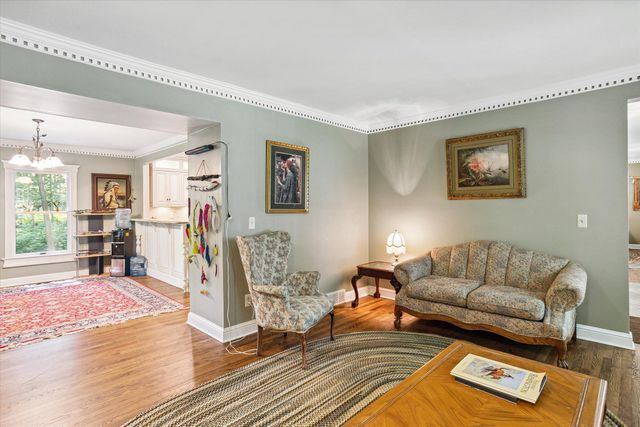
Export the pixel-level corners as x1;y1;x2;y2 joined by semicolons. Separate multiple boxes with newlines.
347;341;607;426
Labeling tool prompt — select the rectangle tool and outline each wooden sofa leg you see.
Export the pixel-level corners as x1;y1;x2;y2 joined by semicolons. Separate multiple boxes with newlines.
256;325;263;356
329;310;335;341
555;340;569;369
394;306;403;330
299;333;307;369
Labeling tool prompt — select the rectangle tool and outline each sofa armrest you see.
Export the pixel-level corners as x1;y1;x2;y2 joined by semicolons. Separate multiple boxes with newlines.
545;262;587;312
394;255;432;286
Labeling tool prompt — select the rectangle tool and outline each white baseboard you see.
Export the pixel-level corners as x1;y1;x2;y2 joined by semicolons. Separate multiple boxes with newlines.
146;268;184;289
187;312;259;343
576;324;635;350
224;319;257;342
327;285;396;306
629;244;640;249
0;269;89;288
187;311;224;342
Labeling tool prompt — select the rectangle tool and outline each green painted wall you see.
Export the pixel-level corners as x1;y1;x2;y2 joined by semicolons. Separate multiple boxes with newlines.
0;44;369;327
3;41;636;333
0;147;135;279
369;82;640;333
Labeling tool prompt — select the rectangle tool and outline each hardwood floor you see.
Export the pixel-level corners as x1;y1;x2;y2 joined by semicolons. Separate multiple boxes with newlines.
1;277;638;426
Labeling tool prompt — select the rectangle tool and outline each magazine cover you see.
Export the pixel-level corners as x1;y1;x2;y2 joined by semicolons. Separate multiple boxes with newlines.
451;354;547;403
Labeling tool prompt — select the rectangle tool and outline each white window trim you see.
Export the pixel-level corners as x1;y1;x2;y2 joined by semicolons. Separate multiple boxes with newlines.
2;161;79;268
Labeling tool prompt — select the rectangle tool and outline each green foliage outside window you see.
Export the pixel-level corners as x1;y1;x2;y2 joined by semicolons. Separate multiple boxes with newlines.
15;172;69;255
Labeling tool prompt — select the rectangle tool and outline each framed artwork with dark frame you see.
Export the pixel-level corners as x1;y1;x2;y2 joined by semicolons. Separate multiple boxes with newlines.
446;128;525;200
91;173;132;211
265;140;309;213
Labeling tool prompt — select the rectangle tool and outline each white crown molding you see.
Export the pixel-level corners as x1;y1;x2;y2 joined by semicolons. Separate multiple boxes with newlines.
0;18;369;134
368;65;640;133
1;18;638;135
1;138;137;159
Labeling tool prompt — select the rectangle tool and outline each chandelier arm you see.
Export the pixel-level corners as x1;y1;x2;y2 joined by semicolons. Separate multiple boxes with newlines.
42;146;55;157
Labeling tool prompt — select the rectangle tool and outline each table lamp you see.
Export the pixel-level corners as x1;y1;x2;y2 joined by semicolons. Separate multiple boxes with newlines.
386;230;406;266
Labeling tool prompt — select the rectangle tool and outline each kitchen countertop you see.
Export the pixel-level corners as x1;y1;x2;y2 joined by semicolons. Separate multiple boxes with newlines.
131;218;188;224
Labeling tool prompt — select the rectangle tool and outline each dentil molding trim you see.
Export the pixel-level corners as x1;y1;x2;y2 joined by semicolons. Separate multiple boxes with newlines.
0;138;137;159
1;18;639;136
0;18;369;134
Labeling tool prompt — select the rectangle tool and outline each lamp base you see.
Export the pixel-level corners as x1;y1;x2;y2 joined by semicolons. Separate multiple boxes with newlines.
392;255;400;267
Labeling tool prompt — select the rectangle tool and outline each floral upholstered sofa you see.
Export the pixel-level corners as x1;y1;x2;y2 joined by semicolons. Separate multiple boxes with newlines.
392;241;587;368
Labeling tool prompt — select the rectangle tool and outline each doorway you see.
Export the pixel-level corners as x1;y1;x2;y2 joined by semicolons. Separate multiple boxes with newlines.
628;99;640;343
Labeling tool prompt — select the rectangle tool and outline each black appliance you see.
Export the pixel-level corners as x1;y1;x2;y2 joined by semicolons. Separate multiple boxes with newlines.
111;229;135;276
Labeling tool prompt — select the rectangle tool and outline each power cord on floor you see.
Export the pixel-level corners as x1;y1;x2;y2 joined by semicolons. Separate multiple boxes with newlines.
215;140;257;356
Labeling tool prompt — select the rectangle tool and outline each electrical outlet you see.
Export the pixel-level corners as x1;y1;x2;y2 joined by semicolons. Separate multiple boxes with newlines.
249;217;255;230
244;294;252;307
577;214;588;228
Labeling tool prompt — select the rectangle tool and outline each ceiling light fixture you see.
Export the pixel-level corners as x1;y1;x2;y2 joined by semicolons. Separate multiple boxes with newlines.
9;118;64;169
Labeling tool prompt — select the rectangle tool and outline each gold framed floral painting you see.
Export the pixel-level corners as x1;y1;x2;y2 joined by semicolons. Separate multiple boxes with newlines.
265;140;309;213
446;128;525;200
633;177;640;211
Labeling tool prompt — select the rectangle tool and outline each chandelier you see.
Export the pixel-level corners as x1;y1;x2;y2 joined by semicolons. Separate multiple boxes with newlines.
9;118;64;169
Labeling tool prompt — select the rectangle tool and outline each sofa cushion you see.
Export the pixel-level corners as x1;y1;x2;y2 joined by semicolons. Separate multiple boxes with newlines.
485;242;512;286
406;275;482;307
467;285;546;321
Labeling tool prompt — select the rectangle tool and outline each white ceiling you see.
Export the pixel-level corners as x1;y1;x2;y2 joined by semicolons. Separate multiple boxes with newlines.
0;1;638;130
0;106;186;156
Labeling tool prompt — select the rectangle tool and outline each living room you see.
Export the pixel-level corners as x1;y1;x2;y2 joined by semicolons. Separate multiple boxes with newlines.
0;1;638;426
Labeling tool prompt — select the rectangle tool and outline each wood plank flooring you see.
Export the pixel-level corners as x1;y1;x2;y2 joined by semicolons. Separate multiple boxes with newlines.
1;277;638;427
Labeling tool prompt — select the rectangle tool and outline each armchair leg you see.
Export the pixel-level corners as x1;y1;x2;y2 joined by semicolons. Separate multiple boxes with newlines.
299;333;307;369
329;310;335;341
256;325;264;356
394;305;403;330
555;339;569;369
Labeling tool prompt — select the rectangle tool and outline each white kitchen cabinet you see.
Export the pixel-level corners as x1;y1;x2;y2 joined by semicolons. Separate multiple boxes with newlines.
134;220;187;290
151;166;188;208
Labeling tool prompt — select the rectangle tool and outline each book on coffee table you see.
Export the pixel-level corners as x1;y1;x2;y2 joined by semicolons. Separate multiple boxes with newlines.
450;354;547;404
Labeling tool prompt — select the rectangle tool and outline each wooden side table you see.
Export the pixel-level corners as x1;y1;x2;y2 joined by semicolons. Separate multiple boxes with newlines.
351;261;399;308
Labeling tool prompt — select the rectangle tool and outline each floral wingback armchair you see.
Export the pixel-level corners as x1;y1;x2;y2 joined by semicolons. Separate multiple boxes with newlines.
236;231;334;366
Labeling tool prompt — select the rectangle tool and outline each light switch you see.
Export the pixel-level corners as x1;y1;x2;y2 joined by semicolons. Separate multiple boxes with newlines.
249;217;255;230
577;214;588;228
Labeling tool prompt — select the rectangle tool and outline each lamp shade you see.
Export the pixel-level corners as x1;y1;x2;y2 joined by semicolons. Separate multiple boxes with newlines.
8;153;31;166
386;230;406;256
44;155;64;168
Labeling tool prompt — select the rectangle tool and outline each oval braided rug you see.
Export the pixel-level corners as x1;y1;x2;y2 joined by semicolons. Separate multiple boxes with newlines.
125;331;625;427
125;332;452;426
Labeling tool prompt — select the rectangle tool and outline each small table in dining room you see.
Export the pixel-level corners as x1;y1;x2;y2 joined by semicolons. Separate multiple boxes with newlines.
351;261;399;308
346;340;608;426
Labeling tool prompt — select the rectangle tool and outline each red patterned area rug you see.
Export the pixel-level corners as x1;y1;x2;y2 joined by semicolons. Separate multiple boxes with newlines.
0;277;184;351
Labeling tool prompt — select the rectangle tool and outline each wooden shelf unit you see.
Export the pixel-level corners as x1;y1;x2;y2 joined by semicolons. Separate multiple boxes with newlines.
74;212;114;276
73;212;115;217
74;252;112;259
74;232;112;238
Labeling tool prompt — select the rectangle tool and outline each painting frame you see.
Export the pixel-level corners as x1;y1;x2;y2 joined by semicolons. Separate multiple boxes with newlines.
91;173;132;211
446;128;525;200
265;140;309;214
634;177;640;211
